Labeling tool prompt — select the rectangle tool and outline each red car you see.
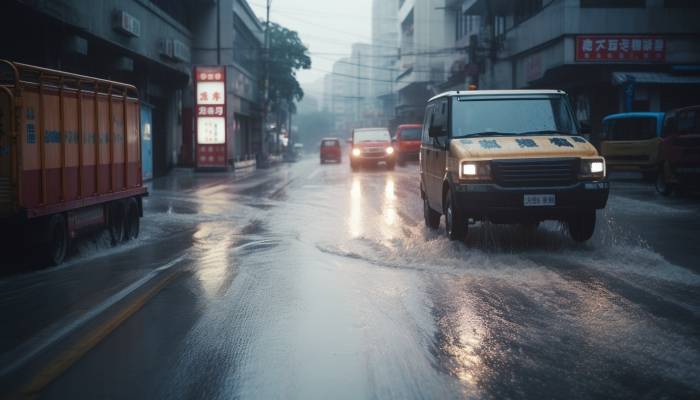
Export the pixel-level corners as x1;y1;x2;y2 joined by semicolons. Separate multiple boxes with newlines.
350;128;395;171
320;137;342;163
394;124;422;165
656;105;700;195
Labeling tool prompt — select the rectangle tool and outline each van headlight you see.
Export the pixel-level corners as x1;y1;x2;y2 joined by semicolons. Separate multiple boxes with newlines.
386;146;394;155
352;148;361;157
460;161;491;181
579;158;606;179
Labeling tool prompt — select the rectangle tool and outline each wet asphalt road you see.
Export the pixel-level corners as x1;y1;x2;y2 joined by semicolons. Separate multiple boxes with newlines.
1;157;700;399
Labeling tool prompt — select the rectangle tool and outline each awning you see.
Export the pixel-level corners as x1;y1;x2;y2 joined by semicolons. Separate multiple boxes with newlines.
612;71;700;86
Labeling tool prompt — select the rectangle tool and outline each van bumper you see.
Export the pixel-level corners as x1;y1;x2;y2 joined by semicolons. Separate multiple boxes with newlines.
452;180;609;222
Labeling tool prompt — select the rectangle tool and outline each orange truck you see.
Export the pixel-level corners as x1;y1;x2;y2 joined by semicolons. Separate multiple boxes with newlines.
0;61;147;265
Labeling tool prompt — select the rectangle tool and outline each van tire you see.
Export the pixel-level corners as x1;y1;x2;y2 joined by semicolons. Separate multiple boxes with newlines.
44;214;69;266
444;188;467;241
423;197;440;229
567;210;596;243
655;165;673;196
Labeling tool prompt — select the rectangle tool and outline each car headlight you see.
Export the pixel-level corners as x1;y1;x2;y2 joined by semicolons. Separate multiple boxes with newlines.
579;158;606;179
460;161;491;181
352;148;361;157
386;146;394;155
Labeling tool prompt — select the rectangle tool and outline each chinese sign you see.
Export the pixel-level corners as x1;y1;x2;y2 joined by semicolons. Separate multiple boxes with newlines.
197;117;226;144
575;35;665;62
195;66;227;168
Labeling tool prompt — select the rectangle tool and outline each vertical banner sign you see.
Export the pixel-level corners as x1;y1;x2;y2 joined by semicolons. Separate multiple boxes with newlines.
195;66;227;168
576;35;665;62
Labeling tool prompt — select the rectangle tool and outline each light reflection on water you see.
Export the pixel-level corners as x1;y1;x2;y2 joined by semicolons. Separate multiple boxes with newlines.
192;223;234;299
349;177;363;238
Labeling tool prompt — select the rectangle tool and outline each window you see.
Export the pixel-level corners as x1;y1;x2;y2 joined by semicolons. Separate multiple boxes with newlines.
399;128;421;141
515;0;543;24
580;0;646;7
665;0;700;7
422;105;433;144
677;111;699;134
322;140;339;147
451;97;577;138
604;117;658;141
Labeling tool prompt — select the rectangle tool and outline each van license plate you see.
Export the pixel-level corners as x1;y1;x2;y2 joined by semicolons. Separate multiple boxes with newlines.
524;194;555;207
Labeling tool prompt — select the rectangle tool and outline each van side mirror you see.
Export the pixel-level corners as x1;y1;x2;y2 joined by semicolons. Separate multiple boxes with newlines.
579;122;592;135
429;126;443;137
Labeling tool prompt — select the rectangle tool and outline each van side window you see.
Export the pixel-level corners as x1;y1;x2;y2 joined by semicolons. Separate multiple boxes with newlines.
678;111;698;134
422;104;433;145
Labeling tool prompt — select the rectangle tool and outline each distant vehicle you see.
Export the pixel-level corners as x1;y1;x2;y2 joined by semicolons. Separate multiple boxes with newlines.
655;105;700;196
420;90;609;243
600;112;664;179
350;128;395;171
319;138;341;163
0;61;147;265
394;124;422;166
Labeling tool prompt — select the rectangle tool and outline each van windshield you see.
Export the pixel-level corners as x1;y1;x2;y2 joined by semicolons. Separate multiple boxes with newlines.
605;117;658;141
354;130;390;142
452;97;577;138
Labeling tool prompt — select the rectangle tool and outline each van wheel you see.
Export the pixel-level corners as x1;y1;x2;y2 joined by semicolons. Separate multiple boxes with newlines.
109;201;126;245
423;197;440;229
655;165;673;196
44;214;69;266
444;188;467;241
124;199;140;241
567;210;596;243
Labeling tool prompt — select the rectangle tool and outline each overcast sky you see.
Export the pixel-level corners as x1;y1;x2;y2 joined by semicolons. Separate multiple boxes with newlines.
248;0;374;97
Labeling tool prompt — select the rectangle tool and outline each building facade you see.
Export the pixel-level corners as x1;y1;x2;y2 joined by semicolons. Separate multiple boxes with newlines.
458;0;700;136
395;0;459;124
1;0;264;176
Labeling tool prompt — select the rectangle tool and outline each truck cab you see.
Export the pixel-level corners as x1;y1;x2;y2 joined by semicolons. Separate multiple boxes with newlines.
600;112;664;178
420;90;609;242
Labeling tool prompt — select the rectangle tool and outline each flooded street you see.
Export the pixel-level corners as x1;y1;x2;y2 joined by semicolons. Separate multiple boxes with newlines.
1;158;697;399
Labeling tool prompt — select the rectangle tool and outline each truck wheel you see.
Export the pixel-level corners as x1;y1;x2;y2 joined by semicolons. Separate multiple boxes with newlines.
423;197;440;230
444;188;467;241
124;199;140;241
655;165;673;196
567;210;596;243
109;202;126;245
45;214;69;266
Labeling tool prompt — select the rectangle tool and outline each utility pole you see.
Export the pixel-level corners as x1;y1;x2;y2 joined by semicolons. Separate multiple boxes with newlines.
264;0;274;156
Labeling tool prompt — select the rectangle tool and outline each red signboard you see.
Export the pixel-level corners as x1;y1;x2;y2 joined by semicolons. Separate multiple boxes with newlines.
575;35;665;63
194;66;227;168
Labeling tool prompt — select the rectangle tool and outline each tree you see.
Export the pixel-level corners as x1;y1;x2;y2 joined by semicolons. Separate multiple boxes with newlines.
266;22;311;115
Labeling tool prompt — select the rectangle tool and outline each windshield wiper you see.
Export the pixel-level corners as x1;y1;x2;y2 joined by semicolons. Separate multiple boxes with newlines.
455;131;514;138
519;130;574;136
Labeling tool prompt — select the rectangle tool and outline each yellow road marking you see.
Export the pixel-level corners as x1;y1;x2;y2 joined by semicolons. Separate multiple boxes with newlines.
14;268;181;399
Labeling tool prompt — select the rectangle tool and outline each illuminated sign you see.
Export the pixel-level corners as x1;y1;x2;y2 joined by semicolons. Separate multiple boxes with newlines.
197;117;226;144
194;66;227;167
576;35;665;63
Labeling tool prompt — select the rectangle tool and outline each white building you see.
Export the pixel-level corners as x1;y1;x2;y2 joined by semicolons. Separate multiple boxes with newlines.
395;0;459;124
371;0;400;128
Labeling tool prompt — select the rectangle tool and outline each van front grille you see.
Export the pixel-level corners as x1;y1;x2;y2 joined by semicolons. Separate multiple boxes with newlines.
492;158;579;187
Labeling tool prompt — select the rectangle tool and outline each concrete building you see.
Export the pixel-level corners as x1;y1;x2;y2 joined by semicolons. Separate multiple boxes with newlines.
459;0;700;135
1;0;265;175
371;0;399;128
327;43;375;133
395;0;459;124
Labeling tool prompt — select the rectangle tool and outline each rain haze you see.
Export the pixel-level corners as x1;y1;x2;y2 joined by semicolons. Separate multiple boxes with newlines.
250;0;374;91
2;1;700;399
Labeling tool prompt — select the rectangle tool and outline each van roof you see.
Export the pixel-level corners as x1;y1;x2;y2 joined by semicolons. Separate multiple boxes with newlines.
429;89;566;102
603;112;665;122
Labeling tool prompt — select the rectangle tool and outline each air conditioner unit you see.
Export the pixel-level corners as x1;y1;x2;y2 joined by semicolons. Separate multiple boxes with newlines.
159;39;174;58
113;10;141;37
172;40;191;63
